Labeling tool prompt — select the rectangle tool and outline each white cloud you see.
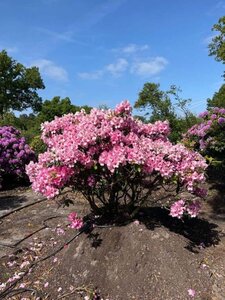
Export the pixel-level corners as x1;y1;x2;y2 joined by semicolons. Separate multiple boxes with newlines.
78;55;168;80
131;57;168;76
112;44;149;55
31;59;68;82
36;27;75;43
121;44;149;54
78;58;128;79
106;58;128;76
78;70;103;80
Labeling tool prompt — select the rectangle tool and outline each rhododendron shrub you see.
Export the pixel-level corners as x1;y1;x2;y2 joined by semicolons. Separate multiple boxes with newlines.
183;107;225;166
0;126;36;186
27;101;207;218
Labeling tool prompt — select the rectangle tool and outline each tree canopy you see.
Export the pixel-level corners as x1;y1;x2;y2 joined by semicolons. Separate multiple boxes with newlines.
134;82;175;122
37;96;92;122
0;50;45;115
134;82;197;142
209;16;225;77
207;84;225;109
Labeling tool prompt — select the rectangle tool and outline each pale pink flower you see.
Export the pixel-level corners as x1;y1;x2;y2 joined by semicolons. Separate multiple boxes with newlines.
0;283;6;290
188;289;196;297
7;260;16;267
56;228;65;235
201;263;207;269
170;200;186;218
20;261;30;269
133;220;140;225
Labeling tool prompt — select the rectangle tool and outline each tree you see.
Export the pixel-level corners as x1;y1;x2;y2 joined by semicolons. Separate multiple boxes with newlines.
37;96;92;123
0;50;45;115
207;84;225;108
134;83;197;142
209;16;225;77
134;82;175;122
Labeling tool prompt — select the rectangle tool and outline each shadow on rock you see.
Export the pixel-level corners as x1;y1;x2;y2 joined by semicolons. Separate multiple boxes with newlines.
87;232;103;248
1;176;30;191
0;195;27;211
87;206;221;253
208;180;225;219
140;207;221;253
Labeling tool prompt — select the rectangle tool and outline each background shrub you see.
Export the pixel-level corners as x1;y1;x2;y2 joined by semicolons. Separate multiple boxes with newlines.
183;107;225;167
0;126;36;187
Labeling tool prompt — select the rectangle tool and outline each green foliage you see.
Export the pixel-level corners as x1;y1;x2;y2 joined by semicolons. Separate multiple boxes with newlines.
30;135;47;154
0;112;40;143
209;16;225;77
134;82;198;142
134;82;174;120
207;84;225;109
37;96;92;123
98;104;109;110
0;50;45;115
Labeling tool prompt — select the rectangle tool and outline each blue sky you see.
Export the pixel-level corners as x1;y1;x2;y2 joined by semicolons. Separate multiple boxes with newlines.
0;0;224;115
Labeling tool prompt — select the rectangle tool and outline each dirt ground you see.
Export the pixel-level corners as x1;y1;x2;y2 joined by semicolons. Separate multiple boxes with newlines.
0;178;225;300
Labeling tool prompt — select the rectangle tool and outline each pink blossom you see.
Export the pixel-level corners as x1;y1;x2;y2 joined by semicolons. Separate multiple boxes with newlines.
201;263;207;269
68;212;77;222
170;200;186;218
188;288;196;297
133;220;140;225
68;212;83;229
26;101;207;218
56;228;65;235
20;261;30;269
70;219;83;229
186;201;201;218
7;260;17;267
0;283;6;290
87;175;95;187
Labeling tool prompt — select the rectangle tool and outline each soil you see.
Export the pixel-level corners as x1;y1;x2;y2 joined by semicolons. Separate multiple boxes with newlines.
0;178;225;300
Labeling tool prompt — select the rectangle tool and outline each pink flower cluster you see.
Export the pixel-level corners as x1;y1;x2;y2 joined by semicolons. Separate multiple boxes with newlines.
26;163;74;198
170;199;201;218
27;101;207;214
68;212;83;229
183;107;225;152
